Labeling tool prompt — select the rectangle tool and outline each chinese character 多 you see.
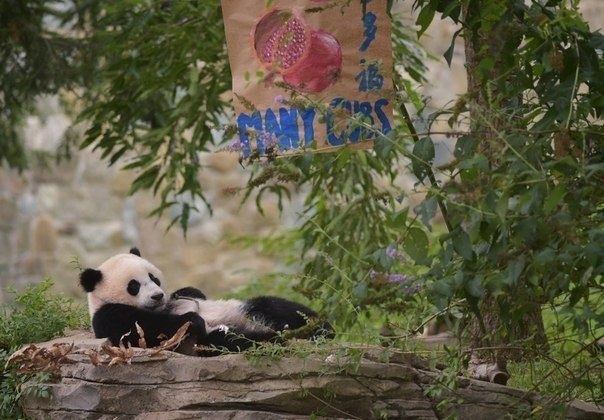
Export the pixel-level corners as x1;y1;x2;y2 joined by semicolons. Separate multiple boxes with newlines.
359;11;377;52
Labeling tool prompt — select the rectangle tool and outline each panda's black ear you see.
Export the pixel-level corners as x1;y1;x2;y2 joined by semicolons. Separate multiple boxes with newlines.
172;287;207;300
129;247;141;257
80;268;103;292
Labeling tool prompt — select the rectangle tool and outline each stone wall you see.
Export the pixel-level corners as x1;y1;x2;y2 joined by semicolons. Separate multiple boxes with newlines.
0;121;290;302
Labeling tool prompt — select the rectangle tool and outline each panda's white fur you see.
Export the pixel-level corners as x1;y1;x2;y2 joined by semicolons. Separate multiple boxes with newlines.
166;287;335;343
83;251;167;319
168;296;274;335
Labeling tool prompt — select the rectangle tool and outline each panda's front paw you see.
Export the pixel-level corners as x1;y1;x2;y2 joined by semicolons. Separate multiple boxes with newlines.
180;312;206;337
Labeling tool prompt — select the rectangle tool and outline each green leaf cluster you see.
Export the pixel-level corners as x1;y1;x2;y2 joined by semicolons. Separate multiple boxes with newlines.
418;0;603;337
1;1;232;233
78;0;231;232
238;1;603;406
0;0;87;170
0;279;87;417
0;278;86;352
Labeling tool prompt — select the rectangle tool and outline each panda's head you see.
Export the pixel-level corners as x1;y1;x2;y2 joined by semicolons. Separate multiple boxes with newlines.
79;248;167;319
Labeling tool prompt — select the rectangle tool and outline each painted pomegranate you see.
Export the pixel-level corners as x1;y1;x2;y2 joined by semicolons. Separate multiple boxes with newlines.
252;8;342;93
282;29;342;93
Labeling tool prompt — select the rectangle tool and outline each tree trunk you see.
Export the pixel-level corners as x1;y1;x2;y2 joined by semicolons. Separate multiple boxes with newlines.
461;0;547;384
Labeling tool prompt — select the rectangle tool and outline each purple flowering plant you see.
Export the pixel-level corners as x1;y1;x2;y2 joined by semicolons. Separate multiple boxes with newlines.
226;139;245;153
368;244;422;297
225;130;281;164
258;131;280;151
274;94;287;105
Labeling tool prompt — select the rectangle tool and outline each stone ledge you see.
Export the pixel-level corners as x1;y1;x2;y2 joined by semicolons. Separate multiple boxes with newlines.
16;331;604;419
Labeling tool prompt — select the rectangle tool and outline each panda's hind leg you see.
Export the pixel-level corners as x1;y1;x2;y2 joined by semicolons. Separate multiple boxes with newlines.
196;325;282;356
244;296;334;338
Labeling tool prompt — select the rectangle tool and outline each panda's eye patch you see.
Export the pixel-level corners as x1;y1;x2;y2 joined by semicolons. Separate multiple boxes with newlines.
149;273;161;286
127;279;141;296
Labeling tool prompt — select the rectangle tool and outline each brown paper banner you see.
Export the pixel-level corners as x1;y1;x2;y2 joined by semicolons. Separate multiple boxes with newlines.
221;0;394;157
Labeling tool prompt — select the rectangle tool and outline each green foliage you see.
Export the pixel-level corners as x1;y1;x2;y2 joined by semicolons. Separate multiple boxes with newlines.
414;0;603;340
235;0;603;408
1;0;232;232
0;356;53;420
234;10;433;335
78;0;231;233
227;225;433;348
0;0;86;170
402;0;604;407
0;279;87;351
0;279;87;418
504;294;604;407
239;139;433;331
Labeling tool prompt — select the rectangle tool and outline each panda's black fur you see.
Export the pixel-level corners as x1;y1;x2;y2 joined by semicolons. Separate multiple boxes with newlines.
168;287;334;355
80;248;333;355
89;300;205;350
79;248;206;351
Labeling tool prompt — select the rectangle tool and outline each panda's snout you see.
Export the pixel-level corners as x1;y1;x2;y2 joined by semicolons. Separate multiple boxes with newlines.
151;292;164;302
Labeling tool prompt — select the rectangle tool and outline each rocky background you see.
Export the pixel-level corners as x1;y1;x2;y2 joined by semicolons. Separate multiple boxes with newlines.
0;132;291;301
1;2;602;304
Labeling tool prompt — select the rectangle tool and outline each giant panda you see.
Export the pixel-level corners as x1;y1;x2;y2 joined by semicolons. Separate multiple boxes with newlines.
168;286;334;355
79;248;206;352
80;248;333;355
